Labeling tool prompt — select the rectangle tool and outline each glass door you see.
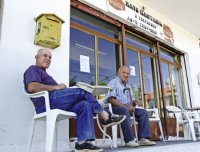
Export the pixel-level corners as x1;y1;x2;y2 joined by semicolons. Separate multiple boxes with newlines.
171;66;186;108
126;48;141;101
98;38;118;85
142;54;159;109
70;8;120;86
160;62;186;108
161;62;173;106
125;32;158;109
159;47;186;108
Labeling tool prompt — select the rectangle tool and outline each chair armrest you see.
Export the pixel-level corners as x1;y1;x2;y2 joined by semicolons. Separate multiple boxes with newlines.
23;88;51;111
146;108;160;119
146;108;156;112
24;90;48;98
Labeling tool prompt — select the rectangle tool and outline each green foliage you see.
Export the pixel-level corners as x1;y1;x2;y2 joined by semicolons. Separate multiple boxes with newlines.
69;76;77;87
130;84;141;100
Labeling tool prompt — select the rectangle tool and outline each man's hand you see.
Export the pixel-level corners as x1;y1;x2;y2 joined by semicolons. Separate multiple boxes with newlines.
55;83;67;90
126;105;135;113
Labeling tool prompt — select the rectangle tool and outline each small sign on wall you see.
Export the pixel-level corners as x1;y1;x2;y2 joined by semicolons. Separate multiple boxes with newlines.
129;66;136;76
80;55;90;73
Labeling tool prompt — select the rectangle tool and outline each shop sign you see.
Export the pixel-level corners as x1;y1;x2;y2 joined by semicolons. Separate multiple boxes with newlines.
107;0;174;44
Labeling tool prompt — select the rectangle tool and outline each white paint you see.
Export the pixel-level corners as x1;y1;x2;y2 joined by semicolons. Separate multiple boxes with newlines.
0;0;70;151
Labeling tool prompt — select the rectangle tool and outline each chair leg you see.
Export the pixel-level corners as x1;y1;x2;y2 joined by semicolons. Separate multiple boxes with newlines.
102;127;107;146
53;125;58;152
66;119;70;149
111;125;118;148
158;121;165;142
119;124;124;146
46;114;57;152
96;115;113;148
27;119;36;152
183;123;190;140
176;122;179;138
188;120;196;141
132;115;138;142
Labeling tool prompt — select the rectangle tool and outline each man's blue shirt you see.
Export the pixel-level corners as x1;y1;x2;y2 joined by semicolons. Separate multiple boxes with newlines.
23;65;57;113
107;76;135;105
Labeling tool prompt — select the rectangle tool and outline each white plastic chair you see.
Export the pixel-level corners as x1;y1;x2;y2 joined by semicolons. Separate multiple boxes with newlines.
110;108;165;147
118;112;138;145
24;86;114;152
166;105;200;141
146;108;165;142
91;86;116;148
119;108;165;145
24;90;77;152
166;106;190;139
185;110;200;141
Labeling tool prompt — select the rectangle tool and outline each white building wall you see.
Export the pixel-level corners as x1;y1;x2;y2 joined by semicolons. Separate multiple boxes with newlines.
0;0;200;151
0;0;70;151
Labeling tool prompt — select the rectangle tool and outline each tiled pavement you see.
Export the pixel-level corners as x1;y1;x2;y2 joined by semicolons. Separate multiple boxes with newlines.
102;140;200;152
66;139;200;152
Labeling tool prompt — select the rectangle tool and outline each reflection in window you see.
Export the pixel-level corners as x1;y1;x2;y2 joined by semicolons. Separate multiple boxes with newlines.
126;49;141;100
161;62;173;106
161;62;186;108
142;55;158;109
70;8;120;86
71;8;118;38
171;67;186;108
160;47;174;62
69;28;95;86
126;32;153;53
98;38;118;85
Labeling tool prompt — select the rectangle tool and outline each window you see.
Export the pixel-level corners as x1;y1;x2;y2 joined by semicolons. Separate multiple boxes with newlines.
126;32;154;53
70;8;121;86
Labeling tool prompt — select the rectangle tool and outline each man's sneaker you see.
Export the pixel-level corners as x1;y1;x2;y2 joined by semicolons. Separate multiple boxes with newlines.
125;140;140;147
102;113;126;127
75;142;103;152
138;139;156;146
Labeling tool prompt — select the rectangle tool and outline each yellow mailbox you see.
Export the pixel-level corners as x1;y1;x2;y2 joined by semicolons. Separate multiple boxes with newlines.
34;13;64;49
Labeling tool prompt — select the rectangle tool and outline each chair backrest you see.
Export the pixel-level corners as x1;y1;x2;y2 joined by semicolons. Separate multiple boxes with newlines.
23;88;51;112
186;110;200;120
146;108;160;120
166;106;186;121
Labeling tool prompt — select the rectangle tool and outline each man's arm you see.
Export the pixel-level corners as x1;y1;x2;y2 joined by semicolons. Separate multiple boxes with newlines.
108;97;126;107
27;82;66;93
108;97;135;112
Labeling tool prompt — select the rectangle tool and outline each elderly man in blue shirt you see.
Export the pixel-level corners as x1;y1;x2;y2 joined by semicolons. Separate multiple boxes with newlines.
107;65;156;147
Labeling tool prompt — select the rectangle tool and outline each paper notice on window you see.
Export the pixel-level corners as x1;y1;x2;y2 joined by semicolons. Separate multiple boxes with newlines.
129;66;136;76
80;55;90;73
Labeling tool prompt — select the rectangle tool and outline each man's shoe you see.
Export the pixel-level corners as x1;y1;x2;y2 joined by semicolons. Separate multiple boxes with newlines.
102;113;126;127
125;140;139;147
138;139;156;146
75;142;103;152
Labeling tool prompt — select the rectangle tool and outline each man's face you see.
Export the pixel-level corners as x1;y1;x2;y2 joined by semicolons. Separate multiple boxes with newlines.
35;49;52;70
118;67;130;83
